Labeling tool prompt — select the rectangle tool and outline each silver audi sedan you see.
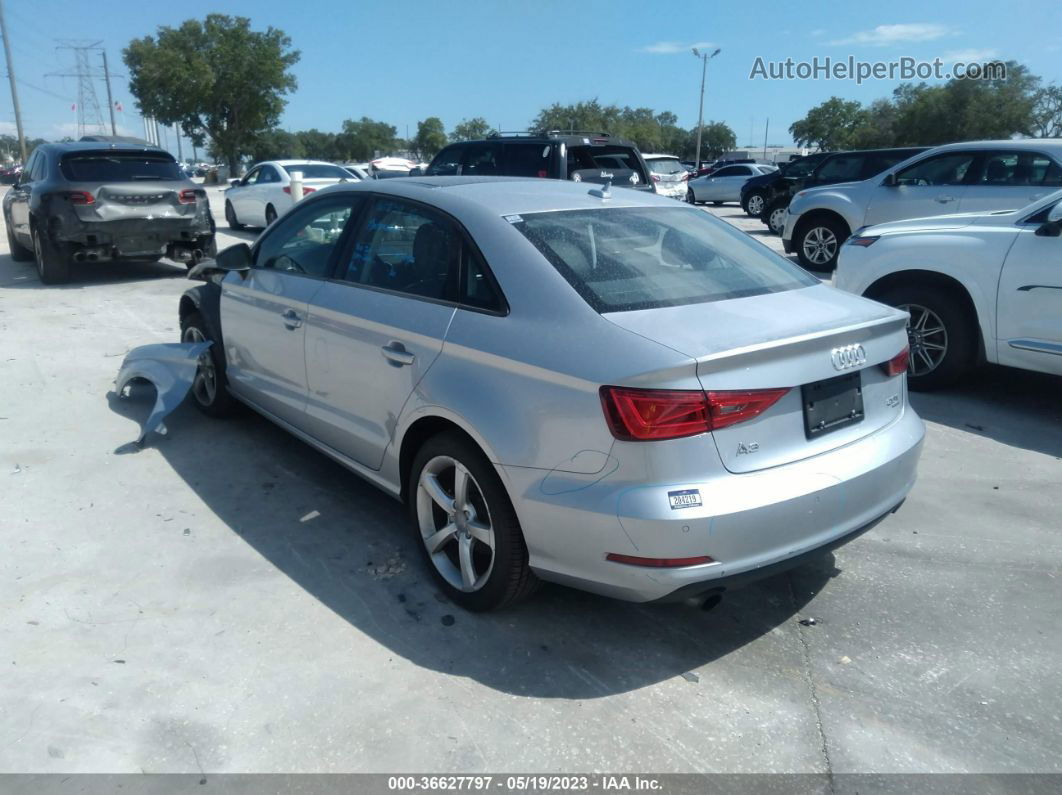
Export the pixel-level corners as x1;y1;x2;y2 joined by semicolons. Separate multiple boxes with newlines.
179;176;925;611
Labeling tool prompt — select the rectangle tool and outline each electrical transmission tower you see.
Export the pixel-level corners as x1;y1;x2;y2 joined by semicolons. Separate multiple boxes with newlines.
47;40;119;138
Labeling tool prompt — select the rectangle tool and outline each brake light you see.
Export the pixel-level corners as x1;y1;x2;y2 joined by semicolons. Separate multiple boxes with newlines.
651;174;661;182
606;553;714;567
177;189;198;204
66;191;94;205
537;169;548;178
282;186;317;195
882;346;909;377
599;386;790;441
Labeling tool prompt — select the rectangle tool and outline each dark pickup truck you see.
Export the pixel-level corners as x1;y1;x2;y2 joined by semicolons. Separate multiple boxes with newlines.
3;142;215;284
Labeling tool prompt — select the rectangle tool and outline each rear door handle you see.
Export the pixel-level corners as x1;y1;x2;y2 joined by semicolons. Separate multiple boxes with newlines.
381;342;415;366
281;308;302;330
935;195;955;203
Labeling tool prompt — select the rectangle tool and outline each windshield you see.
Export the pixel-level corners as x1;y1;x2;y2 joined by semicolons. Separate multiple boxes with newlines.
647;158;685;175
285;163;352;180
60;152;182;182
513;206;816;313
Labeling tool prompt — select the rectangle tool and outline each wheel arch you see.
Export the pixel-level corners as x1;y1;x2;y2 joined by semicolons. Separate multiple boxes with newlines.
178;283;225;348
793;208;851;241
864;269;987;362
396;412;503;505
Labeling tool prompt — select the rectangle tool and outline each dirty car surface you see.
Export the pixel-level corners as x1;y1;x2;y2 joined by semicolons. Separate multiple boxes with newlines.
177;177;925;612
2;142;215;284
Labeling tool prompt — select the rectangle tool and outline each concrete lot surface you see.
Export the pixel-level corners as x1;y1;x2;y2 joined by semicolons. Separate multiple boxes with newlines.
1;188;1060;773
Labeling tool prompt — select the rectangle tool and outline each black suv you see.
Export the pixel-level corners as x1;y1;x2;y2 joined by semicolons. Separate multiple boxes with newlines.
2;142;215;284
421;132;654;192
758;147;928;235
739;153;831;217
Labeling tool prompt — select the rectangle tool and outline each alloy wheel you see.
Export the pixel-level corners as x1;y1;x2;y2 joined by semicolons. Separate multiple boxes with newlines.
802;225;837;266
898;303;948;376
747;193;765;215
416;455;495;592
182;326;217;405
768;207;787;234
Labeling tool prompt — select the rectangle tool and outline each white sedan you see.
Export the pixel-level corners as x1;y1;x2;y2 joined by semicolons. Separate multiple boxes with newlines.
687;163;777;205
835;190;1062;389
224;160;357;229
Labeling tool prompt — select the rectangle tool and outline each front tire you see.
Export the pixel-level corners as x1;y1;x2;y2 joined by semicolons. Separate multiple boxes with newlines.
265;204;277;226
711;200;724;206
686;188;698;205
224;200;243;231
877;286;976;391
763;197;789;236
180;310;238;416
32;224;71;284
409;431;538;611
744;190;766;217
795;215;849;271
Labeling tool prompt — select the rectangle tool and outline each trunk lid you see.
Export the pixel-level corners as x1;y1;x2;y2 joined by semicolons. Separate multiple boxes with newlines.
72;182;200;222
604;284;910;473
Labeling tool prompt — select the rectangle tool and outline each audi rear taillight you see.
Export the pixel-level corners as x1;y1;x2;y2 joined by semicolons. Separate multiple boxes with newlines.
178;189;198;204
66;191;94;205
600;386;790;441
882;346;909;377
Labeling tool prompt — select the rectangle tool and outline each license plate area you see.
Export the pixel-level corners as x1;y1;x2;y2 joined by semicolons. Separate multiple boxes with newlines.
802;372;864;439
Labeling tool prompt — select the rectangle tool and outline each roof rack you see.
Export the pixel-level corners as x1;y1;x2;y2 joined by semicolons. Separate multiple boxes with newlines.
487;131;538;138
545;130;611;138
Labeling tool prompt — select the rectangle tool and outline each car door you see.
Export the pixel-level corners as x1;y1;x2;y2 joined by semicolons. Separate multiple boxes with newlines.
220;193;364;427
864;151;977;226
228;166;260;221
7;150;40;241
300;195;462;469
717;165;756;200
995;199;1062;375
256;164;285;224
959;151;1061;215
696;165;740;200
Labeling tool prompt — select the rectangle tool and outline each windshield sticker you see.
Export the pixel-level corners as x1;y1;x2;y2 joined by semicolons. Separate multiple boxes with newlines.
503;214;523;224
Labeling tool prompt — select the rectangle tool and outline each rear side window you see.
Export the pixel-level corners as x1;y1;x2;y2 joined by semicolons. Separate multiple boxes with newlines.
460;144;500;176
512;206;816;313
813;155;864;183
60;152;182;182
972;152;1062;186
504;143;553;177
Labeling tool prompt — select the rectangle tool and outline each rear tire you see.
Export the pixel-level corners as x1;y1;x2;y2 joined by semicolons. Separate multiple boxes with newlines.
265;204;277;226
225;200;243;230
744;190;766;217
32;223;71;284
180;310;238;416
876;286;976;391
795;215;849;271
712;200;724;206
408;431;538;611
6;218;32;261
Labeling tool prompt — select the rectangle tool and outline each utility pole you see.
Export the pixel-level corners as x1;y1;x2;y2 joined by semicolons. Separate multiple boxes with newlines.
0;0;27;161
763;118;769;161
175;124;182;161
691;47;721;171
101;50;116;135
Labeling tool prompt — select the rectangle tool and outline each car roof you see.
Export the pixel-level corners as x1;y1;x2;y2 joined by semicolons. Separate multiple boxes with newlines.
39;141;171;155
641;153;680;160
316;175;673;216
264;160;343;167
922;139;1062;153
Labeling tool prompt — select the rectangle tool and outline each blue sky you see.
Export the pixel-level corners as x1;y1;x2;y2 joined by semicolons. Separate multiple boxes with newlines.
3;0;1061;153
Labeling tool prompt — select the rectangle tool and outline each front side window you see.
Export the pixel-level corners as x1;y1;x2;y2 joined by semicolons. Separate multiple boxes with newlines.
513;206;816;313
713;166;746;177
342;198;459;301
255;196;360;277
428;146;462;176
460;144;500;176
813;155;864;183
895;152;975;186
60;151;182;182
257;166;280;183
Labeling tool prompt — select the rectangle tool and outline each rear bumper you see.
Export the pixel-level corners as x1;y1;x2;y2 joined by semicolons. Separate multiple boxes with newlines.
53;216;214;259
782;212;797;252
502;405;924;603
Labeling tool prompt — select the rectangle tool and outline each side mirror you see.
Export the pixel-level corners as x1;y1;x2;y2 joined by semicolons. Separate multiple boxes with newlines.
216;243;252;270
1035;202;1062;237
409;167;424;177
883;172;899;187
229;178;242;187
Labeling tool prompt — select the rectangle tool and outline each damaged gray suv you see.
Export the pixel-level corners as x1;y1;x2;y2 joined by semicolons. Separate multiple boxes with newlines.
3;141;215;284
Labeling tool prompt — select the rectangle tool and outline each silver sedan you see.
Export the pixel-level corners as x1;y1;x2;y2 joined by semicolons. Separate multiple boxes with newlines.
179;176;924;611
688;163;777;205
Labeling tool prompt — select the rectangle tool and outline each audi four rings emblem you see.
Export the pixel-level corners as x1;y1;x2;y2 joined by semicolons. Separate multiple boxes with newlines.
831;344;867;371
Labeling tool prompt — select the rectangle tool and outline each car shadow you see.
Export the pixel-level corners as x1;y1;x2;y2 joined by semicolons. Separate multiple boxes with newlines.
106;391;838;699
909;365;1062;460
0;252;188;290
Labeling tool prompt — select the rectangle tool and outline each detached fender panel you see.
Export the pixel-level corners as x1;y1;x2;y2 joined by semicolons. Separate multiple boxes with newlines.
114;342;211;444
179;282;225;348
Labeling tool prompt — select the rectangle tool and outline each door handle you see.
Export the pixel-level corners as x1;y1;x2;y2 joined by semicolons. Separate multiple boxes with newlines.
281;308;302;330
381;342;415;366
935;195;955;203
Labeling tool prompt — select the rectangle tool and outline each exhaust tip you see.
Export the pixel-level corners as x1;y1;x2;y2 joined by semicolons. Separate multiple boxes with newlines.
86;253;99;262
73;251;86;262
700;593;723;612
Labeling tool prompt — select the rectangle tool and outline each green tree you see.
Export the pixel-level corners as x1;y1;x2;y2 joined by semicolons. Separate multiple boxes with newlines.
1032;84;1062;138
530;100;694;155
295;128;337;160
336;116;399;161
412;117;447;160
691;121;737;160
123;14;300;173
449;117;493;142
789;97;866;151
249;128;304;161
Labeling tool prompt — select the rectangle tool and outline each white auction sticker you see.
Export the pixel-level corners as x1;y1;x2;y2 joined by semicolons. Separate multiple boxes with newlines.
668;489;702;509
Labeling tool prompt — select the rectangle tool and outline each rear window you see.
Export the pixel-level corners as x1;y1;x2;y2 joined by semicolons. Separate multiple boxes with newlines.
646;158;685;175
513;206;816;313
568;145;648;184
60;152;182;182
285;163;353;180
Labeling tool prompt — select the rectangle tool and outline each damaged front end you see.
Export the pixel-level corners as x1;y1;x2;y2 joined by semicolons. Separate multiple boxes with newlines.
45;184;215;265
114;342;212;444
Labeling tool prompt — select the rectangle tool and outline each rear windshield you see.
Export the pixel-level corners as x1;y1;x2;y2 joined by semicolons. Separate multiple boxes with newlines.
646;158;686;175
513;206;816;313
285;163;352;180
60;152;182;182
568;145;648;184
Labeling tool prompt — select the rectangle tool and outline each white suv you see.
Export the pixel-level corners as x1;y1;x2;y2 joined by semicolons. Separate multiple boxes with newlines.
783;140;1062;270
642;154;688;200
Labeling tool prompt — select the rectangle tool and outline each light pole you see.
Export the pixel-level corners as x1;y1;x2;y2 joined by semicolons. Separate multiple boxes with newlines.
692;47;721;171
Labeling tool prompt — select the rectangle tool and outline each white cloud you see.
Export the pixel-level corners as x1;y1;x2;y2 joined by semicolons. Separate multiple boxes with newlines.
829;23;956;47
942;48;1000;63
640;41;716;55
811;29;826;37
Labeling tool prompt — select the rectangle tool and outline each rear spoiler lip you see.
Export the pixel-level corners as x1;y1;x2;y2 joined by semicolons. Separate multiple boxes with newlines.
693;312;909;372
